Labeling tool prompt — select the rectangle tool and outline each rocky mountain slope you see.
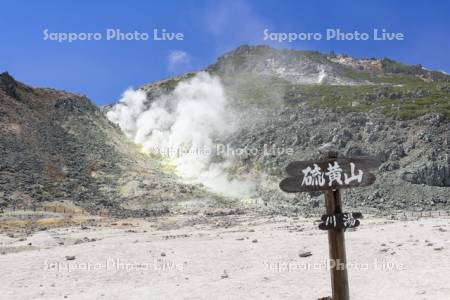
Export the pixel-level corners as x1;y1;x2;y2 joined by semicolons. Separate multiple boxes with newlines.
127;45;450;214
1;45;449;217
0;72;222;217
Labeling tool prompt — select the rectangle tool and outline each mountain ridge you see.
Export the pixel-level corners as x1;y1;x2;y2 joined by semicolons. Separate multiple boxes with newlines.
2;44;450;217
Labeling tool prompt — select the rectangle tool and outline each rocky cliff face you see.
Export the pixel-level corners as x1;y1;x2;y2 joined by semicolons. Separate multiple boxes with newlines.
0;72;216;217
227;107;450;213
128;45;450;214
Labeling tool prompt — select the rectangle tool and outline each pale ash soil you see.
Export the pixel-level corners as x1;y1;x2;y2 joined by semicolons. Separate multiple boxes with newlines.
1;216;449;300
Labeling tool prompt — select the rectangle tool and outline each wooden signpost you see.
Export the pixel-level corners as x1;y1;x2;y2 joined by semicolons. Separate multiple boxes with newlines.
280;157;378;192
279;151;379;300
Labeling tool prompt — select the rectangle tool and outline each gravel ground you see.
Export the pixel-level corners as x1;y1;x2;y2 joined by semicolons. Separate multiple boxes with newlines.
1;215;449;300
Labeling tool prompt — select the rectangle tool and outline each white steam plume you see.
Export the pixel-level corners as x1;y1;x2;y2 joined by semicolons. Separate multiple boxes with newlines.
107;72;257;198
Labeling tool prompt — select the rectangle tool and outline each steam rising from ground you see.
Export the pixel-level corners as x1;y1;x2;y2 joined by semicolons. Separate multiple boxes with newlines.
107;72;257;198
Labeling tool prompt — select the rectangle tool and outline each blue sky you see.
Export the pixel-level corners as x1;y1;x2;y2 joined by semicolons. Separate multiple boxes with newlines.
1;0;449;105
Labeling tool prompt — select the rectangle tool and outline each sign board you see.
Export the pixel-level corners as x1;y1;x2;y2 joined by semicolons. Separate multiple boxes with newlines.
318;212;362;230
279;158;379;193
279;154;379;300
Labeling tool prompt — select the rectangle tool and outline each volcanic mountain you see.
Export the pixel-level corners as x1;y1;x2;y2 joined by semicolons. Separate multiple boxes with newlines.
1;45;450;216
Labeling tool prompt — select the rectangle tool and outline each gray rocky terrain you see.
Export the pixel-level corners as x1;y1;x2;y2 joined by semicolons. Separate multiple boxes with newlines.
1;45;450;217
0;72;225;217
127;45;450;215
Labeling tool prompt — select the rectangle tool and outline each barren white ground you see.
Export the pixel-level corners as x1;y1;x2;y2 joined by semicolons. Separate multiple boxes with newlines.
1;215;449;300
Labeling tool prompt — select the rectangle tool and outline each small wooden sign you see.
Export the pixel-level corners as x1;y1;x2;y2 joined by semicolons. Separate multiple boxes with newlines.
319;212;362;230
279;154;379;300
279;158;379;193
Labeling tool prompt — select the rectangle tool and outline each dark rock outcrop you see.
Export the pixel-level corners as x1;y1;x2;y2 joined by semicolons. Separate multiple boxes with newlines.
402;164;450;187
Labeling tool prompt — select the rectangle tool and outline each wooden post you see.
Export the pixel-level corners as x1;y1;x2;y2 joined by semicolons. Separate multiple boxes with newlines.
324;152;349;300
279;150;380;300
